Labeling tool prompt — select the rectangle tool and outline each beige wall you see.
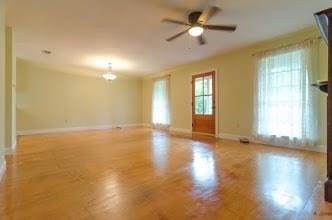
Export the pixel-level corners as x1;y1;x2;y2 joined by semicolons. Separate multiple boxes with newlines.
142;78;153;124
17;59;142;132
142;27;328;147
0;0;5;170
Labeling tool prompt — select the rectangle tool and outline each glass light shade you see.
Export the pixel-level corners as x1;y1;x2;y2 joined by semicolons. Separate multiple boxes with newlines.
188;26;204;37
103;72;117;81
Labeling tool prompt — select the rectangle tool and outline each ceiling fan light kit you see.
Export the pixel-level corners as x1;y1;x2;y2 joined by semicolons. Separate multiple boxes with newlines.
188;26;204;37
162;6;237;46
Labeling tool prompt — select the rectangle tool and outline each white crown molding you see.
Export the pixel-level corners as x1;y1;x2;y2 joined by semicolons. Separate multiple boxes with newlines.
17;124;144;136
0;159;6;182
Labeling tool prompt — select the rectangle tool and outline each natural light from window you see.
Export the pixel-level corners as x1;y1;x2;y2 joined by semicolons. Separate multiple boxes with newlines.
254;41;318;147
152;77;170;126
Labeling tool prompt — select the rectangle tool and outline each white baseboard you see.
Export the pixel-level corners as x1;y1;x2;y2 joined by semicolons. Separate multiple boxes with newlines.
0;159;6;182
169;127;192;134
218;133;254;142
142;123;153;128
219;133;265;144
5;141;17;155
313;145;327;153
17;124;144;136
218;132;326;153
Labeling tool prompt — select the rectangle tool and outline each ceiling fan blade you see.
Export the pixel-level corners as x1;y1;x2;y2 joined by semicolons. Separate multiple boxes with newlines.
198;6;221;24
166;28;190;42
162;18;190;26
197;35;206;45
204;25;237;32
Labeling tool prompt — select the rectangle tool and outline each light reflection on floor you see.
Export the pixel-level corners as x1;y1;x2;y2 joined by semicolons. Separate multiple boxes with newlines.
151;134;169;175
190;143;218;200
257;153;304;211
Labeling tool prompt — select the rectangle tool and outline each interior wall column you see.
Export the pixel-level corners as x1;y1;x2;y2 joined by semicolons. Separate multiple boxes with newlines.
0;0;6;179
325;9;332;202
5;26;14;154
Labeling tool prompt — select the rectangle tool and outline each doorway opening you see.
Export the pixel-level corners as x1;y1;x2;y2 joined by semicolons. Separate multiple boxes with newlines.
192;71;216;135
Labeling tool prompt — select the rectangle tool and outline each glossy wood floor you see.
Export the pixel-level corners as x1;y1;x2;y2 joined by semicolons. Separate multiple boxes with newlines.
1;128;332;219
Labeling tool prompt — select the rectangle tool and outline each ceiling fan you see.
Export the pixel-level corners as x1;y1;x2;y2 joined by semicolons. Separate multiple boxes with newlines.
162;6;237;45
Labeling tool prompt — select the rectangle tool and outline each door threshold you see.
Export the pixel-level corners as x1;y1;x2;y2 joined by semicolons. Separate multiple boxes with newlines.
192;131;216;137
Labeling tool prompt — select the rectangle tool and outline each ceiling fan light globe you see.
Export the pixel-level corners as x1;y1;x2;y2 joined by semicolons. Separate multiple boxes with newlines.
188;26;204;37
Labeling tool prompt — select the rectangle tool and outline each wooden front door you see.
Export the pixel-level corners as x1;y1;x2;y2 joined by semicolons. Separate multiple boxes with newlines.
192;71;216;134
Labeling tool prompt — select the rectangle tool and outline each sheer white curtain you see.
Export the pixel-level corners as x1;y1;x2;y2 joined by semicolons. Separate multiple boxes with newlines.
254;39;319;147
152;76;170;128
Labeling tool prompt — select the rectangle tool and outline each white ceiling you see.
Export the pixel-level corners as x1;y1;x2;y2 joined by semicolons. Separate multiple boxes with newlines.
6;0;332;75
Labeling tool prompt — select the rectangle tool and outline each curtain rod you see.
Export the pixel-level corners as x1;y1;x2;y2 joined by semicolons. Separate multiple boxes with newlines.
251;36;322;57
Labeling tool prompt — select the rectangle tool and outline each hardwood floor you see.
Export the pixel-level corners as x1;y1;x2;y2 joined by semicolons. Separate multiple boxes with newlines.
0;127;332;219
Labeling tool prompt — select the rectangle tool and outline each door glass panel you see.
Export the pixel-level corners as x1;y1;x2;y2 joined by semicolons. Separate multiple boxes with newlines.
195;77;204;96
195;96;204;114
204;95;213;115
204;75;212;95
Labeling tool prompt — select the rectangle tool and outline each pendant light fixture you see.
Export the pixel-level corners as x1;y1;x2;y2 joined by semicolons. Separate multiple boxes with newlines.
103;62;117;81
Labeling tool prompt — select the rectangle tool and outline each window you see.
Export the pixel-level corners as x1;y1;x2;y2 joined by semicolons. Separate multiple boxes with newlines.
152;77;170;127
254;41;318;147
194;75;213;115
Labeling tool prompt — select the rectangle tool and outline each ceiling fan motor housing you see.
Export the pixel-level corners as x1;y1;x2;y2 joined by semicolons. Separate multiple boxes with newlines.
189;11;202;24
